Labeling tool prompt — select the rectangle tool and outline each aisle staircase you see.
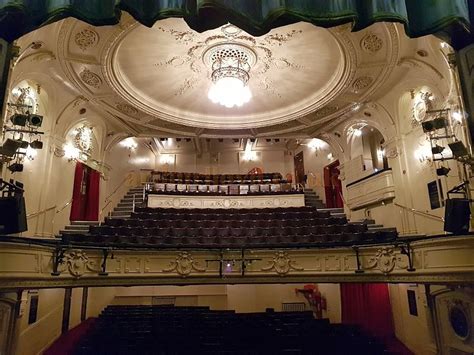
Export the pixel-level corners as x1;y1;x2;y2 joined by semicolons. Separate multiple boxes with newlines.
304;188;395;233
59;186;143;236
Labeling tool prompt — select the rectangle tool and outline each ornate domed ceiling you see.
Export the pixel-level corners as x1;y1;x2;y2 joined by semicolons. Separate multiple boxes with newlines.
57;14;400;137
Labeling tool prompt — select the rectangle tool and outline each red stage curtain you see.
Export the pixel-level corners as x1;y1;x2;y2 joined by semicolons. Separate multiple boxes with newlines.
85;170;100;221
69;162;84;221
340;283;394;339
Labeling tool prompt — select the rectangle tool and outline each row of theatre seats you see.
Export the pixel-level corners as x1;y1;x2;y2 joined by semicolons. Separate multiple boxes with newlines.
149;182;296;195
75;306;385;354
62;207;397;248
151;171;284;184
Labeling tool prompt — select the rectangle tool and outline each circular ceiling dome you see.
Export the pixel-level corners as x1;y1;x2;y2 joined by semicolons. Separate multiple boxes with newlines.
106;19;347;129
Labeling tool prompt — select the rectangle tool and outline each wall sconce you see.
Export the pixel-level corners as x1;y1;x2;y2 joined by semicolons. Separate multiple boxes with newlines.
376;148;385;161
327;153;334;161
452;111;463;124
159;154;174;165
414;145;432;163
307;138;327;152
63;142;80;161
120;137;138;150
242;150;257;161
24;146;37;160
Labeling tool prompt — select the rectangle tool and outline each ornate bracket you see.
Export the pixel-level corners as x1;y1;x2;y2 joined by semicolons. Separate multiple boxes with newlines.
352;246;365;274
51;245;65;276
398;242;416;272
365;246;408;274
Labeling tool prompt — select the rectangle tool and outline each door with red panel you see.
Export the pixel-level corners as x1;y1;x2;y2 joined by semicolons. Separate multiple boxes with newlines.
324;160;343;208
70;162;100;221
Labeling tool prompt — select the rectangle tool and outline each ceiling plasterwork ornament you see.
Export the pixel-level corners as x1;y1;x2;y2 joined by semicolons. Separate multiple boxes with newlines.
74;28;99;51
361;33;383;53
261;251;304;275
411;90;434;126
80;68;102;88
116;103;139;116
352;76;374;92
162;252;206;277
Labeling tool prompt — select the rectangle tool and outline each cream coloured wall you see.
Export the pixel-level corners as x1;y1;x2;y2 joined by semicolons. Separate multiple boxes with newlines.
389;284;437;355
114;284;341;323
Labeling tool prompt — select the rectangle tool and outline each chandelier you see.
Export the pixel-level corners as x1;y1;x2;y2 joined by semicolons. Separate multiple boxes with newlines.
204;43;256;108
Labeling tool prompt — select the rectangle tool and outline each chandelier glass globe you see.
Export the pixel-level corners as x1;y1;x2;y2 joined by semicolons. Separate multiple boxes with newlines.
208;76;252;108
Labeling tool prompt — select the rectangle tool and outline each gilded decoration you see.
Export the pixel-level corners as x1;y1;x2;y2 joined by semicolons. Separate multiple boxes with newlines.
361;33;383;53
261;251;303;275
162;252;206;277
365;247;407;274
79;68;102;89
74;28;99;51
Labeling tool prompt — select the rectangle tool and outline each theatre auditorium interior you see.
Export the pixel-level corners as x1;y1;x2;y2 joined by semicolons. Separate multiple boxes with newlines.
0;2;474;355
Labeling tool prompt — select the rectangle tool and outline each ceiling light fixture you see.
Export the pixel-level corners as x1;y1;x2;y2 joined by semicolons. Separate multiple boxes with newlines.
204;43;256;108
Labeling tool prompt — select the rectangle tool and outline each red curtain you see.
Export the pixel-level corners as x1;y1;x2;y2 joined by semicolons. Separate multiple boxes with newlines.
85;170;100;221
69;162;84;221
340;283;394;339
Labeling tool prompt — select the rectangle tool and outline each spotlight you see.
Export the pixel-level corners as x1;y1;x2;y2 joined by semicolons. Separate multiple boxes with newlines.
436;166;451;176
218;138;224;142
250;138;256;143
18;140;29;149
160;138;166;142
11;113;27;126
30;140;43;149
185;138;191;142
448;141;469;158
431;145;445;154
7;163;23;173
422;117;447;132
0;139;23;157
27;114;43;127
266;138;271;143
233;138;239;143
176;138;182;142
274;139;280;143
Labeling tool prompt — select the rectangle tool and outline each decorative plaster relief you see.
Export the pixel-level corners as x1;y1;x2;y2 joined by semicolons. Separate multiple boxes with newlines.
162;252;206;277
74;28;99;51
62;250;96;277
79;68;102;88
365;247;407;274
352;76;373;91
360;34;383;53
116;103;139;116
261;251;303;275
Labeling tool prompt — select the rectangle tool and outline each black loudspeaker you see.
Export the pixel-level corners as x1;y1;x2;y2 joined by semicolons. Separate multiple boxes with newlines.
444;198;470;235
0;196;27;234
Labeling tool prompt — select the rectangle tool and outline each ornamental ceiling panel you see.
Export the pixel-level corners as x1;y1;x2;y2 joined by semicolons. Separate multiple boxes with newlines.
57;15;401;137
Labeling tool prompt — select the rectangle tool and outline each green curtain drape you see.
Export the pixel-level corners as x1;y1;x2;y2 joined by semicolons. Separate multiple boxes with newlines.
0;0;472;48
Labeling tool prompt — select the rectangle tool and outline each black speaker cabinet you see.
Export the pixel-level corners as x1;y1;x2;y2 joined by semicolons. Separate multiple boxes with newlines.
0;196;27;234
444;198;470;235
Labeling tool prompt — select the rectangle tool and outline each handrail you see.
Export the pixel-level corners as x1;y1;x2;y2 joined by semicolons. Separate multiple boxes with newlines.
105;174;134;202
55;199;73;214
394;203;444;222
27;205;56;219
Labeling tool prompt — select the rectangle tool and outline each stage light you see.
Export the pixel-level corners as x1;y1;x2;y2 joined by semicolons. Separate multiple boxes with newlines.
7;163;23;173
422;117;447;132
0;139;23;157
18;140;28;149
176;138;182;142
274;139;280;143
431;145;445;154
27;114;43;127
185;138;191;142
436;167;451;176
218;138;224;142
448;141;469;158
11;113;27;126
30;140;43;149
